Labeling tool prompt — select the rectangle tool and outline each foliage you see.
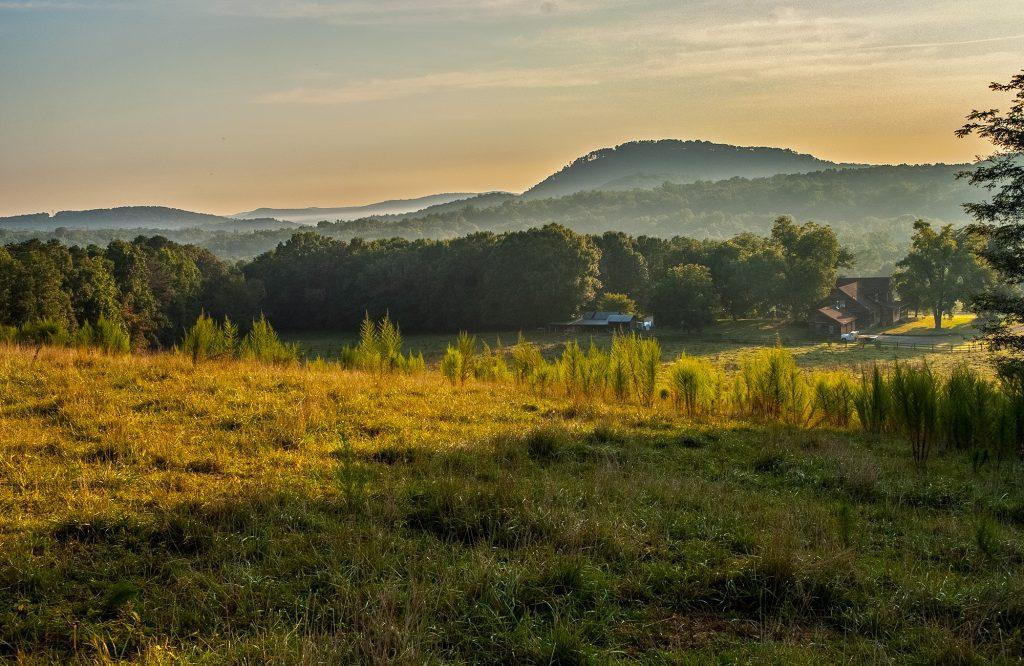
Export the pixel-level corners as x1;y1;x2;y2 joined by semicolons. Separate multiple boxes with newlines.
650;263;715;329
181;313;236;363
595;292;638;315
339;314;424;375
733;346;808;423
810;372;858;428
957;69;1024;375
239;315;298;364
668;354;724;416
88;315;132;354
854;365;890;434
890;363;939;465
891;220;991;329
770;216;853;320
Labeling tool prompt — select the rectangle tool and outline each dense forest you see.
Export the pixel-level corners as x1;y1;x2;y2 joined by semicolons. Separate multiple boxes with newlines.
0;165;972;273
0;218;849;345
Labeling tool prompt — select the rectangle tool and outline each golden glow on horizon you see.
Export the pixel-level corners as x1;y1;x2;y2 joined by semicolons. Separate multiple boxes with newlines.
0;0;1021;216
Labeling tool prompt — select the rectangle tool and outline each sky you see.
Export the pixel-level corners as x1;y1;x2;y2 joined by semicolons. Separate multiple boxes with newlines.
1;0;1022;217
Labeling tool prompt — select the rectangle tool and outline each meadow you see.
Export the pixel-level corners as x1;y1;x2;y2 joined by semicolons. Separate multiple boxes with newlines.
282;318;991;378
1;338;1022;663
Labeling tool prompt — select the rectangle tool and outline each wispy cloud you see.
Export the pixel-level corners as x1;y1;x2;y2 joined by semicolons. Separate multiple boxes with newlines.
256;67;599;104
208;0;598;23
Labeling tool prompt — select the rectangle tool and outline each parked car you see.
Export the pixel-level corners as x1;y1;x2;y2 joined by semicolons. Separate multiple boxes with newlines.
840;331;859;342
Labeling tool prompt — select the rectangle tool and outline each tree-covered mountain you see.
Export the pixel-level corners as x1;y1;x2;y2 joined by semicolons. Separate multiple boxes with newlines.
0;206;297;232
523;139;858;199
232;192;489;224
0;164;980;273
311;164;975;273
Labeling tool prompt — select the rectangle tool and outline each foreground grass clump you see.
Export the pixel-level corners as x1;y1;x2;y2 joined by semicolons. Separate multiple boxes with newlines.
1;346;1023;662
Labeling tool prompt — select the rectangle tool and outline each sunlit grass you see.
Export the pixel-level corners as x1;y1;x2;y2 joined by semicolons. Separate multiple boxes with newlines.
1;344;1022;662
883;314;978;336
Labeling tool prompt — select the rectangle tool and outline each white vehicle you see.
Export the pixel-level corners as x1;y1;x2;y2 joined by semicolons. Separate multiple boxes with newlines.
840;331;859;342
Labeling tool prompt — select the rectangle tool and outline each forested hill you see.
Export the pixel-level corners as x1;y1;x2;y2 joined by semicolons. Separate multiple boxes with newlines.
523;139;855;199
326;164;973;239
232;192;488;224
0;206;297;231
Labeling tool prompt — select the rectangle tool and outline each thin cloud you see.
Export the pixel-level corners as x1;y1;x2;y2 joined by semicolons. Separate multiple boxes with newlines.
256;68;600;104
208;0;603;23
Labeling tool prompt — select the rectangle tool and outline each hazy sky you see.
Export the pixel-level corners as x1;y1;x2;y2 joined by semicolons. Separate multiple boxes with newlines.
1;0;1022;216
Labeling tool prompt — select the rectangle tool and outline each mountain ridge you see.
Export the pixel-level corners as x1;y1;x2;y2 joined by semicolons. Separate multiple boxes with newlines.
0;206;298;232
232;192;487;224
523;139;864;199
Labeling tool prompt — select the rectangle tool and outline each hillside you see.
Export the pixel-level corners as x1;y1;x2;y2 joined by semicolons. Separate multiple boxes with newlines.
233;192;483;224
523;139;856;199
0;206;298;232
2;344;1021;662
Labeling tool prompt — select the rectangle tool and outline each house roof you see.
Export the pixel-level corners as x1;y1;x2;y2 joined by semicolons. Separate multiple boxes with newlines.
814;306;857;325
568;311;636;326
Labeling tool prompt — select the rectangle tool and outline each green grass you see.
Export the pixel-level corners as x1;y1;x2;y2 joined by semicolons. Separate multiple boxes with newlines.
1;345;1022;662
883;314;979;337
282;319;991;377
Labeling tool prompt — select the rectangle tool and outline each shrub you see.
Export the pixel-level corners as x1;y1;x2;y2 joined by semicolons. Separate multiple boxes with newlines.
510;333;545;384
455;331;477;384
668;354;723;417
339;314;424;375
93;315;131;354
441;346;463;386
181;313;234;363
239;315;298;364
558;340;609;401
17;318;69;348
474;340;511;382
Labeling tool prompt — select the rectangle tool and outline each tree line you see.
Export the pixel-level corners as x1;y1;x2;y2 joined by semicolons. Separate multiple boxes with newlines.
0;237;258;349
0;216;852;346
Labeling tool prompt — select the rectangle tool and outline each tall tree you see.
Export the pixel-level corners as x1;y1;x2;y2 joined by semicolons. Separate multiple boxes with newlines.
892;220;991;330
595;231;649;302
771;216;853;319
957;70;1024;373
650;263;715;330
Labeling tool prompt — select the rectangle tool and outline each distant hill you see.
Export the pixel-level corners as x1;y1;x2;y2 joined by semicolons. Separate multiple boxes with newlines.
523;139;859;199
233;193;483;224
0;206;298;232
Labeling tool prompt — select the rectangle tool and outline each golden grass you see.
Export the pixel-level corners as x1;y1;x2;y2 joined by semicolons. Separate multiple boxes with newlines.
1;344;1022;662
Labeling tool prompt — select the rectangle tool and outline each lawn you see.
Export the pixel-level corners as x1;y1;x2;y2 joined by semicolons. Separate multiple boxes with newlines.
882;314;979;337
1;345;1022;662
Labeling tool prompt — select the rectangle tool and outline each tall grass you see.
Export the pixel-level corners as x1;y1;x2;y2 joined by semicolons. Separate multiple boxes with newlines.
854;365;890;434
181;313;235;363
84;315;132;354
810;372;857;428
339;314;425;375
733;347;807;423
610;334;661;406
239;315;298;364
668;354;723;417
890;363;939;465
510;333;545;386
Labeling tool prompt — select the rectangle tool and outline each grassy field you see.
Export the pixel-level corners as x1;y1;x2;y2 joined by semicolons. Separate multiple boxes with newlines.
280;319;991;381
1;346;1022;662
282;319;991;376
882;314;979;337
